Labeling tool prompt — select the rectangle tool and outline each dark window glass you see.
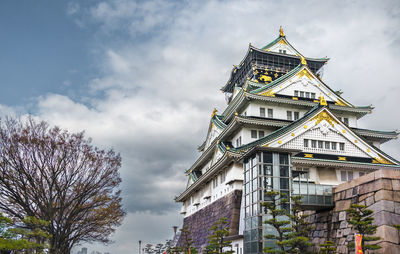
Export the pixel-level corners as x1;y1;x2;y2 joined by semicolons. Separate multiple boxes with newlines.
344;118;349;125
331;142;337;150
304;139;309;147
318;140;323;148
348;171;353;181
287;111;292;120
294;111;299;120
341;171;347;181
340;143;345;151
311;140;317;148
259;131;265;138
263;152;273;163
311;93;316;99
280;166;289;177
280;178;289;190
325;141;330;149
260;107;265;117
251;130;257;138
268;108;273;118
279;154;289;165
263;165;272;176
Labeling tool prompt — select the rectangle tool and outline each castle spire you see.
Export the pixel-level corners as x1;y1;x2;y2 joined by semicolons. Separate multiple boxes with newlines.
279;26;285;37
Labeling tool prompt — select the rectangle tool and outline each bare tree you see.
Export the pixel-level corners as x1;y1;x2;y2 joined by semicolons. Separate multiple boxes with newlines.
0;117;125;254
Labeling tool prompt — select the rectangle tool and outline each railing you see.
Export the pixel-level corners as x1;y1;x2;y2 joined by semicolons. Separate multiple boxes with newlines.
292;181;333;207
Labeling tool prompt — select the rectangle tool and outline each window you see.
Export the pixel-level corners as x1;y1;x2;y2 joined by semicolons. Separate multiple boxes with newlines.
258;131;265;138
300;91;304;97
243;112;247;116
340;143;345;151
305;92;310;98
294;90;299;97
304;139;309;148
343;118;349;125
341;171;347;181
311;93;316;99
331;142;337;150
251;130;257;138
236;136;242;147
287;111;293;120
260;107;265;117
311;140;317;148
359;172;365;177
325;141;330;149
296;168;309;179
283;50;286;54
341;170;354;182
268;108;273;118
318;141;323;148
220;170;226;184
294;112;299;120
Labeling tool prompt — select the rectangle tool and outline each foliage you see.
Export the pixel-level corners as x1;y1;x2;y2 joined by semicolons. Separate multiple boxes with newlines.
176;226;198;254
285;195;314;253
346;204;381;252
262;192;315;254
0;117;125;254
262;191;291;253
0;212;50;253
204;217;233;254
319;241;336;254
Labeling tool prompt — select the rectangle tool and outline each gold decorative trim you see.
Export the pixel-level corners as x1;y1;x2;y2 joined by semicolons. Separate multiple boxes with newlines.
338;157;347;161
292;97;298;100
367;149;371;153
355;140;358;143
335;99;347;107
296;68;313;80
319;95;327;106
278;140;282;144
304;154;313;158
259;90;275;97
300;56;307;65
304;125;308;129
278;39;287;45
342;129;346;133
373;156;393;165
311;111;338;127
291;133;295;137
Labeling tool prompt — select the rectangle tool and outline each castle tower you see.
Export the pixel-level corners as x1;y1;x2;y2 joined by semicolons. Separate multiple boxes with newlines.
175;27;399;254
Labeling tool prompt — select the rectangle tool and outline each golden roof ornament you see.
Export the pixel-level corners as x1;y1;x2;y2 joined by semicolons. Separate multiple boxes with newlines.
300;56;307;65
211;108;218;117
279;26;285;37
319;95;327;106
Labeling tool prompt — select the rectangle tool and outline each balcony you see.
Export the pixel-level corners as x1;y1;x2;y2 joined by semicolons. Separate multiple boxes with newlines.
292;181;334;210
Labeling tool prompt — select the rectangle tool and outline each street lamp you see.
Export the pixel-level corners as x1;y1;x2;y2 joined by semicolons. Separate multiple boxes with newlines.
139;240;142;254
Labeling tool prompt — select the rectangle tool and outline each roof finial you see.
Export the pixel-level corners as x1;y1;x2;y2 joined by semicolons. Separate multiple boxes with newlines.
211;108;218;117
279;26;285;37
300;55;307;65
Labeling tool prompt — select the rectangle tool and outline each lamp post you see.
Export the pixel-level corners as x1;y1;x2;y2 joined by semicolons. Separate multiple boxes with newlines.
173;226;178;240
139;240;142;254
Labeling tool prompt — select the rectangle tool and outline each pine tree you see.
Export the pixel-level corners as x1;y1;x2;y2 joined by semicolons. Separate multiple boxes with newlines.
262;191;291;253
346;204;381;252
284;195;314;253
319;241;336;254
204;217;234;254
0;213;50;253
177;226;198;254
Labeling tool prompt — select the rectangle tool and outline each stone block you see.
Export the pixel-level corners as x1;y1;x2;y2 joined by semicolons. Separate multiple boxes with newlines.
345;188;353;198
373;211;400;226
343;227;352;236
337;245;347;254
392;179;400;191
394;191;400;202
375;189;393;201
365;195;375;206
336;229;343;238
334;200;351;211
375;225;400;244
375;241;400;254
368;200;395;213
395;202;400;214
375;169;400;180
338;211;346;221
340;220;348;229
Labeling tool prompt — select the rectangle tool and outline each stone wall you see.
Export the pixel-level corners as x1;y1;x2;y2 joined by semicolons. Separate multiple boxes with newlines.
309;169;400;254
177;190;242;251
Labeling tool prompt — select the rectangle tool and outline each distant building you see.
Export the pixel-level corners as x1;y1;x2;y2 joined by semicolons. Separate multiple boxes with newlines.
175;27;400;253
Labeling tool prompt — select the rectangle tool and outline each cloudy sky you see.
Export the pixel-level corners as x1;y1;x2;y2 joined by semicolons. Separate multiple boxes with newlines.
1;0;400;253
